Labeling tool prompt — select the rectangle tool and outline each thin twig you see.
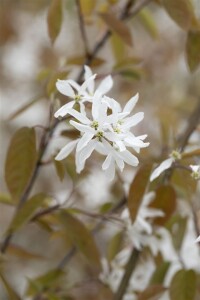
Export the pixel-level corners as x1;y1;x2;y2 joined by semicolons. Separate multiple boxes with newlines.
76;0;90;57
114;248;140;300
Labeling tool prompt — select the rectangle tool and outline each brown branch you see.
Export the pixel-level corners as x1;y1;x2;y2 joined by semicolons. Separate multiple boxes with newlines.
75;0;90;57
114;248;140;300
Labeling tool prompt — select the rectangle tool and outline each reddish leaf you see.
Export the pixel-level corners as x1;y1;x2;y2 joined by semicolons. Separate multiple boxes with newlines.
128;164;152;222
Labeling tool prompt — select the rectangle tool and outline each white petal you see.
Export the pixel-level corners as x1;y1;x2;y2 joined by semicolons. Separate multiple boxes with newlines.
195;235;200;243
190;165;200;172
56;80;75;98
115;156;125;172
76;139;97;173
67;79;81;92
54;101;75;118
103;157;116;181
102;153;113;170
123;93;139;114
70;120;94;133
92;92;102;120
97;75;113;95
122;112;144;129
125;136;149;149
77;132;94;151
55;140;78;161
150;158;174;182
84;66;94;94
115;141;126;152
80;74;96;94
119;150;139;167
68;109;90;124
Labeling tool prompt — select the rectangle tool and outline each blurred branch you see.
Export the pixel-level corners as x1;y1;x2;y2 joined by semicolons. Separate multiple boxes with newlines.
178;100;200;152
76;0;90;57
114;248;140;300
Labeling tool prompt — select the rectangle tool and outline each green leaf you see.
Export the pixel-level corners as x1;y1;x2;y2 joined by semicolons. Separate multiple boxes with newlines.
5;127;37;202
128;163;152;222
80;0;96;17
0;193;14;206
0;273;21;300
26;269;64;296
7;244;44;260
58;210;101;269
107;231;123;262
113;56;142;70
100;12;133;46
162;0;198;30
8;96;43;120
170;269;196;300
110;32;126;62
150;185;176;226
47;0;63;44
186;30;200;72
150;262;170;285
166;215;187;250
138;8;159;39
138;284;166;300
67;56;105;67
120;69;143;80
7;193;48;234
54;159;65;181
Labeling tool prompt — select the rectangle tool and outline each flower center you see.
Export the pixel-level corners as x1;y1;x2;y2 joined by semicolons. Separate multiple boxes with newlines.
91;121;99;130
96;131;104;141
74;94;81;102
114;126;121;134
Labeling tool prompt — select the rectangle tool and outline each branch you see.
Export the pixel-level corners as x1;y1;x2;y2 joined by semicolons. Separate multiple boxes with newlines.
75;0;90;57
114;248;140;300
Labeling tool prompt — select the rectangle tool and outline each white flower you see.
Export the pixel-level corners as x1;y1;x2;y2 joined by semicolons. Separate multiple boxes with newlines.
84;65;113;99
190;165;200;180
54;74;96;118
54;66;113;118
121;192;164;250
55;66;149;180
150;150;181;182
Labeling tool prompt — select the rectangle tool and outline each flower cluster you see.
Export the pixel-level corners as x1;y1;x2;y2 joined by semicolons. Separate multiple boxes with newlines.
54;66;149;180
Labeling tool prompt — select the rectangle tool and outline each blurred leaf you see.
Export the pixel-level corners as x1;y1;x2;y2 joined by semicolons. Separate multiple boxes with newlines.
128;163;152;222
186;30;200;72
7;244;44;260
80;0;96;17
113;56;142;70
0;273;21;300
7;193;48;234
26;269;64;296
182;148;200;158
100;12;133;46
170;269;196;300
58;211;101;269
9;96;43;120
67;56;105;67
0;193;14;206
47;0;63;44
171;167;197;197
150;262;170;285
166;215;187;250
5;127;37;201
47;70;69;96
138;284;166;300
150;185;176;225
162;0;198;30
110;32;126;62
60;129;80;139
100;202;113;213
54;160;65;181
138;8;159;39
120;69;143;80
107;231;123;262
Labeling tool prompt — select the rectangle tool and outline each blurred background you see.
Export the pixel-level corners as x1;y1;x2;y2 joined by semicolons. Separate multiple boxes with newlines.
1;0;200;299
